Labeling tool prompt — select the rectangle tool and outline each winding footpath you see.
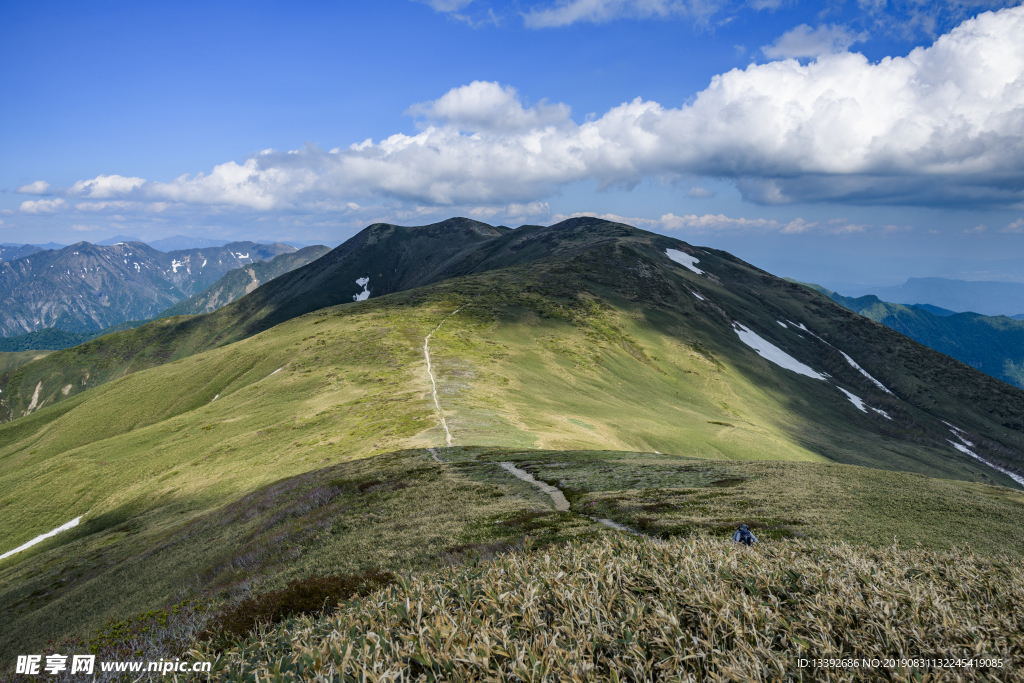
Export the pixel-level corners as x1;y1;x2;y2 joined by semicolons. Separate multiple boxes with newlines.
422;306;646;538
424;306;464;447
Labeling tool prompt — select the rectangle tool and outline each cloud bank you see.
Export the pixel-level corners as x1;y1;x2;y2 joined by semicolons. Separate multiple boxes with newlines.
33;6;1024;217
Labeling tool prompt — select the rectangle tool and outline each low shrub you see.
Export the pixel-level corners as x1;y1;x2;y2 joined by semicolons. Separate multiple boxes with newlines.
202;568;395;647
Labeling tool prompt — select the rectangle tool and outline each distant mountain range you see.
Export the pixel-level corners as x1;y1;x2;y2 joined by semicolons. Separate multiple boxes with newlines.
848;277;1024;317
798;283;1024;389
0;241;297;336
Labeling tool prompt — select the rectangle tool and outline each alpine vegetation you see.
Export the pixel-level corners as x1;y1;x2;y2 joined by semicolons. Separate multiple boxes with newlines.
191;536;1023;681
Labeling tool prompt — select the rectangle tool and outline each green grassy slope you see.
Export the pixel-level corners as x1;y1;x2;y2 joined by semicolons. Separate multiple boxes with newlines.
0;218;508;419
3;218;1024;656
0;350;52;374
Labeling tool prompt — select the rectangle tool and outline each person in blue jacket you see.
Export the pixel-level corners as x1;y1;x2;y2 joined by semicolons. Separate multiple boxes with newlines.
733;523;759;546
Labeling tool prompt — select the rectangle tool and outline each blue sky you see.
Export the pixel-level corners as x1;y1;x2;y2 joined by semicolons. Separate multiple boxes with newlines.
2;0;1023;290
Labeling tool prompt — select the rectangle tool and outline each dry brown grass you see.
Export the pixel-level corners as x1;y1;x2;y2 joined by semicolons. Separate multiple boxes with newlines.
190;535;1024;681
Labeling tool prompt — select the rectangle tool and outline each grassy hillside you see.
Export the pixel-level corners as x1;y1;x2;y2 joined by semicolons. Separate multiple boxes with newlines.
3;445;1022;660
0;350;52;374
3;218;1024;661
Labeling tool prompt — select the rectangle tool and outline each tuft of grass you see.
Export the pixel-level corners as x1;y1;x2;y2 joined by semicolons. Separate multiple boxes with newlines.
190;535;1024;681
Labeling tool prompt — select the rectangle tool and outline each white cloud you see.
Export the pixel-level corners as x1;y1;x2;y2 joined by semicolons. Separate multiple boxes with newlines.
20;198;67;214
60;6;1024;211
16;180;50;194
70;174;146;199
687;186;714;197
1001;218;1024;232
523;0;723;28
408;81;572;133
965;223;988;233
762;24;868;59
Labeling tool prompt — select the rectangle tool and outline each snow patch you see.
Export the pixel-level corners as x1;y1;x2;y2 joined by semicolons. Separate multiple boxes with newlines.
353;276;370;302
270;367;283;375
948;440;1024;487
666;249;704;274
691;291;705;301
733;323;826;380
171;259;183;273
1;517;82;561
777;320;787;327
837;387;867;412
235;252;249;259
201;259;207;268
839;351;894;395
210;394;219;402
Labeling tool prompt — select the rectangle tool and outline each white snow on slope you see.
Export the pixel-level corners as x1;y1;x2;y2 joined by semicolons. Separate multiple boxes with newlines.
666;249;703;275
777;320;787;327
838;387;890;418
236;252;249;259
353;276;370;302
948;440;1024;487
837;387;867;412
171;259;183;273
1;517;82;560
733;323;826;380
839;351;894;395
691;290;705;301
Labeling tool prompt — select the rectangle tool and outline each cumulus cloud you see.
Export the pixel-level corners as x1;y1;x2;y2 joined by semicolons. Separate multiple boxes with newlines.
408;81;572;133
523;0;724;28
16;180;50;194
1001;218;1024;232
761;24;868;59
70;174;146;199
60;6;1024;211
20;198;67;214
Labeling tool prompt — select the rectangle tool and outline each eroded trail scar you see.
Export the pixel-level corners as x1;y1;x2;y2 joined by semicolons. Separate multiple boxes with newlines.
500;462;571;512
424;306;464;447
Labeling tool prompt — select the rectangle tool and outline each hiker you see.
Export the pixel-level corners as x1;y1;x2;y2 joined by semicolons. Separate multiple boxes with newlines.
733;524;758;546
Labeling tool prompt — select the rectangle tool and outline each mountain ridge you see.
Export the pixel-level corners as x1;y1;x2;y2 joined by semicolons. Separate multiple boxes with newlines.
0;240;296;336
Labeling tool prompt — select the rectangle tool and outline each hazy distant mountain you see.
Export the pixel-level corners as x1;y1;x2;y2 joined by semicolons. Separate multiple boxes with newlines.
0;244;43;263
148;235;232;251
853;278;1024;317
0;241;295;336
157;245;330;317
908;303;958;316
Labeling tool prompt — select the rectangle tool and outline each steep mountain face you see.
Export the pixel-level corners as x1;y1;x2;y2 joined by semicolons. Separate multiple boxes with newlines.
824;292;1024;389
0;244;43;263
157;245;330;318
0;241;295;336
